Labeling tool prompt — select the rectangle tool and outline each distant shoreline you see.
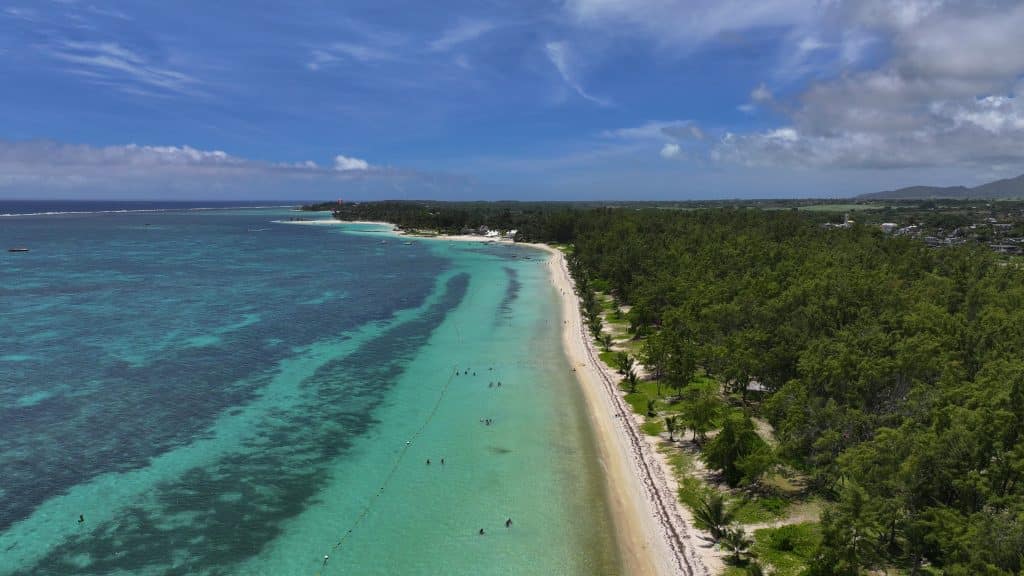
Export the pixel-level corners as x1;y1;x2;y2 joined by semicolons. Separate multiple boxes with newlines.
280;218;520;244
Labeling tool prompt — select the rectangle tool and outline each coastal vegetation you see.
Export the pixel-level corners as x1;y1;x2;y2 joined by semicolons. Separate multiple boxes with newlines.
311;200;1024;575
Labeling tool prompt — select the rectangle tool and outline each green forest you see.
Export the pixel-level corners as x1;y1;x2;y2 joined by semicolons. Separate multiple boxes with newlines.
311;201;1024;575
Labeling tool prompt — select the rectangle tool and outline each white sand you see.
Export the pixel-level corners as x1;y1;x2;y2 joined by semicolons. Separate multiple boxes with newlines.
531;244;717;576
276;218;513;244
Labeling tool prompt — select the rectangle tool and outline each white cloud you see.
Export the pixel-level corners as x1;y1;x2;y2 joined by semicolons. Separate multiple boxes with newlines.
604;120;703;141
660;142;681;158
751;84;773;103
710;1;1024;170
0;140;470;199
430;19;495;52
544;41;610;106
563;0;819;51
307;43;396;70
44;40;200;96
333;155;371;171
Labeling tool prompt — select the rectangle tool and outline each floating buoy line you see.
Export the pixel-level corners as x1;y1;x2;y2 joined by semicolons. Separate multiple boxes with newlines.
315;364;461;574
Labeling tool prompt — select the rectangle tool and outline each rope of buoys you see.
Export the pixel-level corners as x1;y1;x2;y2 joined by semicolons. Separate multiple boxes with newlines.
316;366;459;574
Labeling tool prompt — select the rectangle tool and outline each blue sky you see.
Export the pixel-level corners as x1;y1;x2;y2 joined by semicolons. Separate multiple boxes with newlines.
2;0;1024;200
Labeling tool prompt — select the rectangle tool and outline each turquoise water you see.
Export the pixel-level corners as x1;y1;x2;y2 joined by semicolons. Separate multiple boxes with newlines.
0;208;617;575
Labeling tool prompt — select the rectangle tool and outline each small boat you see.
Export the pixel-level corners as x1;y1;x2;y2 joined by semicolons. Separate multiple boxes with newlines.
380;240;388;244
403;241;413;245
8;248;29;253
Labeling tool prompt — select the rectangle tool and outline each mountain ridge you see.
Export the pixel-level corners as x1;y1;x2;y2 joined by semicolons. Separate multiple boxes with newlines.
858;173;1024;200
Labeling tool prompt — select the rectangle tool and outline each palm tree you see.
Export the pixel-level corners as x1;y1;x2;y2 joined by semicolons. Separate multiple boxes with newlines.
600;333;613;352
722;527;753;564
665;415;678;441
646;398;657;417
693;493;733;540
745;561;764;576
624;368;639;394
615;352;633;375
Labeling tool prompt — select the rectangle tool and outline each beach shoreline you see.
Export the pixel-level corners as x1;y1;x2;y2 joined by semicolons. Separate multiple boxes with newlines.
531;244;715;576
306;217;714;575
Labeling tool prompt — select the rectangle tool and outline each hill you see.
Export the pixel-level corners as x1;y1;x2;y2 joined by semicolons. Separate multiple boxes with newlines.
858;173;1024;200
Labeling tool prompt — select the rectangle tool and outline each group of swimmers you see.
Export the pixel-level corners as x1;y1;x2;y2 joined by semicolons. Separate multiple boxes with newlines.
478;518;514;535
456;365;497;377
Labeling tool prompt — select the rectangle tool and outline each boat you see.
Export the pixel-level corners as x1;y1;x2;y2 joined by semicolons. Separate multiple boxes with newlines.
8;248;29;252
403;241;413;245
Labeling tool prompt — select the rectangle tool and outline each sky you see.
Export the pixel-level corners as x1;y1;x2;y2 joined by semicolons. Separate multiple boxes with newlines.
1;0;1024;200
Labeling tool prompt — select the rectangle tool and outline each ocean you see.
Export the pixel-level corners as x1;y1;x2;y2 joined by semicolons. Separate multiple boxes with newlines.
0;204;617;575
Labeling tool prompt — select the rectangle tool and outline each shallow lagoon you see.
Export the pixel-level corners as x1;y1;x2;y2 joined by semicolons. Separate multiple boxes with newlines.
0;208;617;575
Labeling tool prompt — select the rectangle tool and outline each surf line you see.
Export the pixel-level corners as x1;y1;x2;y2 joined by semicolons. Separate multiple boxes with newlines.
317;365;460;574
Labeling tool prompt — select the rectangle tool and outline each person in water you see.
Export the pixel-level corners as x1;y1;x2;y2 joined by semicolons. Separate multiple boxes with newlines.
78;515;84;524
505;518;513;528
441;458;445;465
426;459;431;465
479;528;485;535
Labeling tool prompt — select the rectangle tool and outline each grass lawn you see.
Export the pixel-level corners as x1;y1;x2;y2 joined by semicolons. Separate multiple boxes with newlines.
728;495;790;524
598;349;619;369
751;523;821;576
641;419;665;436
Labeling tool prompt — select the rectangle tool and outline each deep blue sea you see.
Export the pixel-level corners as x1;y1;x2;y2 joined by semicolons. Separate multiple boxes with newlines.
0;205;616;575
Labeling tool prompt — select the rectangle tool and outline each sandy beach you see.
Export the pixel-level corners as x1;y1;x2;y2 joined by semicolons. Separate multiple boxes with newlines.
278;219;515;244
532;245;717;576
